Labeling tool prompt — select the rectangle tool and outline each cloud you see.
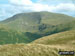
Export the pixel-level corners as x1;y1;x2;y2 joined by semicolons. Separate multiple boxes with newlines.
26;3;51;11
52;3;75;12
8;0;54;11
9;0;51;11
30;3;75;13
50;3;75;16
9;0;33;5
0;4;27;20
8;0;75;12
40;0;75;2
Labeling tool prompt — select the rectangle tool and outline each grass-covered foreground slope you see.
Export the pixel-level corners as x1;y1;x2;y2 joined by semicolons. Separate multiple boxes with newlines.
32;29;75;45
0;44;75;56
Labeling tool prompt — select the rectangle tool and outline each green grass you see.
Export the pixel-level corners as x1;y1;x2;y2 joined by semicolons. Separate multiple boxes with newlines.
0;28;29;45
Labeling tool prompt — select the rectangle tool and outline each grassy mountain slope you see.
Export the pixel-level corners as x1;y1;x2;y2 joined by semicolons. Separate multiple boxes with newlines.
0;26;29;44
1;12;41;32
40;12;75;25
1;12;75;32
0;24;42;45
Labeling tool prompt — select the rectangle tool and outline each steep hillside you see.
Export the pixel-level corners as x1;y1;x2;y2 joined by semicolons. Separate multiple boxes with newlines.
1;12;75;32
1;12;41;32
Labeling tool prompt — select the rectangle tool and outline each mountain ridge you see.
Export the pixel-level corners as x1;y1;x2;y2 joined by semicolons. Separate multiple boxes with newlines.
1;11;75;32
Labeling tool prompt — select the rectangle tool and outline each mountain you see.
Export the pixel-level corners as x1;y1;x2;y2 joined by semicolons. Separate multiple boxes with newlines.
1;12;75;32
1;11;75;36
0;11;75;45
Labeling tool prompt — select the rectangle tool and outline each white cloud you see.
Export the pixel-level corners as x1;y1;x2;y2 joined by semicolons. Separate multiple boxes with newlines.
27;3;75;12
9;0;75;12
49;3;75;16
9;0;33;5
0;4;27;20
55;3;75;12
28;3;51;11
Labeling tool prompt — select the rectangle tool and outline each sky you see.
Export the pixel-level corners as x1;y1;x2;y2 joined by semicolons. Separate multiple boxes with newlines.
0;0;75;21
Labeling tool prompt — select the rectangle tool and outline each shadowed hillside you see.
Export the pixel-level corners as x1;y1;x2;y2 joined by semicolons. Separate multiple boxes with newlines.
0;24;42;45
